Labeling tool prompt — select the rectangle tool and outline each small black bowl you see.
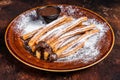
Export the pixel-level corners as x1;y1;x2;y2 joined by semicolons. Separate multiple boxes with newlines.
36;6;61;23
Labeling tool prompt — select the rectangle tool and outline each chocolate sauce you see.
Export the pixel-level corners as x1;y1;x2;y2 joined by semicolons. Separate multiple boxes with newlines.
23;6;61;61
35;41;57;62
36;6;61;23
38;6;59;16
48;53;58;62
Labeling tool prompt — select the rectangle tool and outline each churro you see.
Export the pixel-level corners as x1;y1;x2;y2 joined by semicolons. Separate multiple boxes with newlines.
21;15;99;62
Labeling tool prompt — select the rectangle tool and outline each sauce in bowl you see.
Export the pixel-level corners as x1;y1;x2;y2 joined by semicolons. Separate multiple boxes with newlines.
36;6;61;23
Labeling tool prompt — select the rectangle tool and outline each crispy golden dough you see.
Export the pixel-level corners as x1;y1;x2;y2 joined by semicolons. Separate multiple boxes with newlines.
50;24;95;51
36;16;74;44
22;28;41;40
21;15;100;61
59;39;86;58
46;17;88;44
28;15;68;49
55;29;99;57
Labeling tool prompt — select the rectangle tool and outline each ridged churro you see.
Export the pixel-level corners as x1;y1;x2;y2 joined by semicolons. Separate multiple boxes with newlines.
22;15;99;62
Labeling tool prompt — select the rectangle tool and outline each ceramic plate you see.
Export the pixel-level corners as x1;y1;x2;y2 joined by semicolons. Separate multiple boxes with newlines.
5;5;114;72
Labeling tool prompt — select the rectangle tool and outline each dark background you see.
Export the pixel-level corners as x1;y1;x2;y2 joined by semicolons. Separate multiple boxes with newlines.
0;0;120;80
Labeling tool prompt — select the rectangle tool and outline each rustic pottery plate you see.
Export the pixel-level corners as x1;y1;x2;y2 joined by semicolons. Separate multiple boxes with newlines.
5;5;114;72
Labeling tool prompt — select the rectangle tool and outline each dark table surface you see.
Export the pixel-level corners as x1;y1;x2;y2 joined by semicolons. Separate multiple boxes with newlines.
0;0;120;80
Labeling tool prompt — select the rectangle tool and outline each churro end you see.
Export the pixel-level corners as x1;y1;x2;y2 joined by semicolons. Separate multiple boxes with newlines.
48;53;58;62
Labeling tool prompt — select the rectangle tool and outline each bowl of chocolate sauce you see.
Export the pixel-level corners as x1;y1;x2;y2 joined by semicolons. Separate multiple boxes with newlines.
36;6;61;23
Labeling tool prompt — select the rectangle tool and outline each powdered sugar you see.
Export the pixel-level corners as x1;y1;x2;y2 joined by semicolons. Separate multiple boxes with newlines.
15;10;45;34
15;9;108;63
38;19;72;41
22;20;44;34
56;35;79;50
59;5;82;16
57;19;108;63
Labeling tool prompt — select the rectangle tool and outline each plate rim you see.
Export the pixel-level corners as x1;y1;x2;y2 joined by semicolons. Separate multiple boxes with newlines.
5;4;115;72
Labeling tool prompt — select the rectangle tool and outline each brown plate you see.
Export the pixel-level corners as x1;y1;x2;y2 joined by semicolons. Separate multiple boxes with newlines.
5;4;114;72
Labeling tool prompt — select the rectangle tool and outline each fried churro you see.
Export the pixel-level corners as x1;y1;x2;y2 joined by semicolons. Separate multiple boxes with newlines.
22;15;99;62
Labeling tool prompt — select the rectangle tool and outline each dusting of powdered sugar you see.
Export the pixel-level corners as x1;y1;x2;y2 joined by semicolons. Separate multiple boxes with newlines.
58;5;83;16
14;7;108;63
38;20;72;41
21;20;44;34
14;10;45;34
57;19;108;63
56;35;80;50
